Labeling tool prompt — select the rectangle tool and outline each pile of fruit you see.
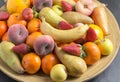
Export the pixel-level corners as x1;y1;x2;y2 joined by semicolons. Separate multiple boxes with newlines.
0;0;114;81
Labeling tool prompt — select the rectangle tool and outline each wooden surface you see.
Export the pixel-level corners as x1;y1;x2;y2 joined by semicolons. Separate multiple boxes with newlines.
0;0;120;82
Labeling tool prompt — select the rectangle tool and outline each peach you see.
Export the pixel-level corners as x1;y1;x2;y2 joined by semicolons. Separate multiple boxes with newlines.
8;24;28;45
33;35;55;56
33;0;53;11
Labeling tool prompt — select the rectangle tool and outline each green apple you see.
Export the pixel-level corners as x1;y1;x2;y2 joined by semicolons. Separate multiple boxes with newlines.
52;5;63;16
96;38;113;55
50;64;67;82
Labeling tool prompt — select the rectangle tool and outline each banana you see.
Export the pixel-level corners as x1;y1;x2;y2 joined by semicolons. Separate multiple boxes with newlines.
39;7;66;28
0;41;25;74
40;17;89;43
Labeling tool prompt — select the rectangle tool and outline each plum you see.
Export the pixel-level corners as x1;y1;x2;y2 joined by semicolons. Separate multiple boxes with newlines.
8;24;28;45
33;0;53;11
33;35;55;56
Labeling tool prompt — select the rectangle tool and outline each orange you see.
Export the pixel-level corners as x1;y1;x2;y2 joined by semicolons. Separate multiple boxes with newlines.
0;21;8;39
74;0;79;2
26;32;43;48
89;24;104;40
30;0;33;5
2;32;10;41
27;18;42;33
41;53;60;75
7;13;27;27
83;42;101;65
22;52;41;74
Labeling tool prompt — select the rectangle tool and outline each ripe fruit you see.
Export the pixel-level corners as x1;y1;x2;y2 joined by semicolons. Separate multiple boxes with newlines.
89;24;104;40
41;53;60;75
96;38;113;55
26;32;43;48
7;0;31;13
52;5;63;16
22;8;33;21
50;64;67;82
0;11;10;21
8;24;28;45
33;35;55;56
0;21;8;39
83;42;101;65
7;13;27;27
86;27;97;42
22;53;41;74
58;21;73;30
75;0;95;16
62;43;81;56
33;0;53;11
27;18;42;33
12;43;29;55
61;1;72;12
2;32;10;41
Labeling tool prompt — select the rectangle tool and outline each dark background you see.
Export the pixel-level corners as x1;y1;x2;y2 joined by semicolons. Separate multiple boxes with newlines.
0;0;120;82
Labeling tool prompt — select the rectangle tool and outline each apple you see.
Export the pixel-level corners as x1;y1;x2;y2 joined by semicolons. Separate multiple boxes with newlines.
50;64;67;82
22;8;33;21
96;38;113;55
52;5;63;16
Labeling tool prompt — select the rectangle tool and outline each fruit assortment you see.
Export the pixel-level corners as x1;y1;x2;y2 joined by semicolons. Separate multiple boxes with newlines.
0;0;114;82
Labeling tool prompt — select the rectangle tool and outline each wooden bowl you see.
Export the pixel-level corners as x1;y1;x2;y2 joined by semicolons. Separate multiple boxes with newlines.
0;0;120;82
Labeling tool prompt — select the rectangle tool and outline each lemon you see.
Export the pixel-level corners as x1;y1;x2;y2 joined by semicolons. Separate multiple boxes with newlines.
89;24;104;40
7;0;31;14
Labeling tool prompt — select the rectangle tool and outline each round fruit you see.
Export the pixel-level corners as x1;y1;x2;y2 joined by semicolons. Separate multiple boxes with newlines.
8;24;28;45
7;0;31;13
7;13;27;27
83;42;101;65
2;32;10;41
41;53;60;75
96;38;113;55
27;18;42;33
22;53;41;74
26;32;43;48
50;64;67;82
0;21;8;39
89;24;104;40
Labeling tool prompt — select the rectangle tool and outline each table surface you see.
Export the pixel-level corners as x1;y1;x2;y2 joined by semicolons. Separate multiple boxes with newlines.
0;0;120;82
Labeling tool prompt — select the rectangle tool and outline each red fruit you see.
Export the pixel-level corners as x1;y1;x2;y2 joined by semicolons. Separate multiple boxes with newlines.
61;1;72;12
22;8;33;21
0;11;10;21
58;21;73;30
12;43;30;55
62;43;81;56
74;34;86;44
86;27;97;42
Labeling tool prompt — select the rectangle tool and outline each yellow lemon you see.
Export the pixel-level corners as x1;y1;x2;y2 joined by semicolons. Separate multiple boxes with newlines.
89;24;104;40
7;0;31;14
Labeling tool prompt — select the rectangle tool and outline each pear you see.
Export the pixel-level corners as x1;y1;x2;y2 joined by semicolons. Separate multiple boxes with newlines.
39;7;66;28
55;46;87;77
0;41;24;74
62;11;94;25
91;6;109;35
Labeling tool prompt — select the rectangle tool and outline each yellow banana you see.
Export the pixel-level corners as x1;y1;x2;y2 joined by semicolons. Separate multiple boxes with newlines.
40;17;89;43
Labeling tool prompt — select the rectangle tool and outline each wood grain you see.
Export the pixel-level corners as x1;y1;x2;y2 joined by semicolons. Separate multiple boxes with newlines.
0;0;120;82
